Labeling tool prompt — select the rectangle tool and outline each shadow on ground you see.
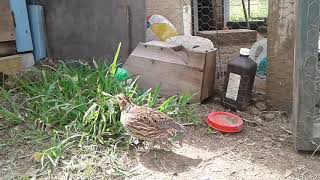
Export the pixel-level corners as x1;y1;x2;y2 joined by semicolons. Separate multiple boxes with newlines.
139;149;202;173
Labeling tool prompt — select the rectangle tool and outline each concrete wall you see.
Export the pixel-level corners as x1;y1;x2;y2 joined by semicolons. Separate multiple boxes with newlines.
146;0;191;35
38;0;145;63
267;0;296;111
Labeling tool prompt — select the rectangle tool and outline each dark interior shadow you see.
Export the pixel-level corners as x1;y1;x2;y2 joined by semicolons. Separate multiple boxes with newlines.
139;150;202;173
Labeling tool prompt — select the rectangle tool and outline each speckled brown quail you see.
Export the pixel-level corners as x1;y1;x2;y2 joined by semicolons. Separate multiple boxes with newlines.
116;94;184;151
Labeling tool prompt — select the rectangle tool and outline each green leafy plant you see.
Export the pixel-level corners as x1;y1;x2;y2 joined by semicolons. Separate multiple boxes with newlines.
0;43;196;174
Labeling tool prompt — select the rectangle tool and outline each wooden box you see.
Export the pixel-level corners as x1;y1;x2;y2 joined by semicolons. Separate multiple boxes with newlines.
0;0;15;42
0;55;22;75
124;40;217;103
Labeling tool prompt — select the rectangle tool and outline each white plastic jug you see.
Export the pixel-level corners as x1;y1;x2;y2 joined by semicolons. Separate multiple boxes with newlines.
249;38;267;64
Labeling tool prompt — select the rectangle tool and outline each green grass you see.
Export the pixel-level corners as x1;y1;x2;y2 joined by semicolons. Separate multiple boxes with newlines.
0;43;197;175
229;0;268;21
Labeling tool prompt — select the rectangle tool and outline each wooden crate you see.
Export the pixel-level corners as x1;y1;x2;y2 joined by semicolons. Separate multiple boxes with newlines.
124;41;216;103
0;41;16;57
0;55;22;75
0;0;15;42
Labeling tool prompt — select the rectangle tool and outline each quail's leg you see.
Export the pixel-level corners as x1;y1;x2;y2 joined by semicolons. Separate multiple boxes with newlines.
178;139;183;147
137;141;154;156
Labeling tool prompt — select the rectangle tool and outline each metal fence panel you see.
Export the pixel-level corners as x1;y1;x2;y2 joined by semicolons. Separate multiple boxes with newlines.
294;0;320;151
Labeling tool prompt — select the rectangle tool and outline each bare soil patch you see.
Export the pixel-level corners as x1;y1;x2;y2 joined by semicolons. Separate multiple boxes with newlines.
1;98;319;180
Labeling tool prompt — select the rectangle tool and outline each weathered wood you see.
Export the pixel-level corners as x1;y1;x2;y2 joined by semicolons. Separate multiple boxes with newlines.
253;77;266;93
212;0;224;30
197;29;257;46
0;41;16;57
0;55;22;74
20;53;35;70
124;40;216;103
293;0;320;151
201;49;216;100
0;0;15;42
267;0;296;111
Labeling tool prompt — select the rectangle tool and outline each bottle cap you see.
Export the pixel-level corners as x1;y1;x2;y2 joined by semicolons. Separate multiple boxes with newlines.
240;48;250;56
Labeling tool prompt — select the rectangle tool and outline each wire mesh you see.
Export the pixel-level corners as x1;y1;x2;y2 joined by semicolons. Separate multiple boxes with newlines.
294;0;320;151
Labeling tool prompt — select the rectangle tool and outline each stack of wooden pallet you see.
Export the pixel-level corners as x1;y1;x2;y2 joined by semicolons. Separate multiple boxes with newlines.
0;0;22;76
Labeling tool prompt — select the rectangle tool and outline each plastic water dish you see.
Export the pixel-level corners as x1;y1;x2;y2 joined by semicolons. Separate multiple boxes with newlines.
207;112;244;133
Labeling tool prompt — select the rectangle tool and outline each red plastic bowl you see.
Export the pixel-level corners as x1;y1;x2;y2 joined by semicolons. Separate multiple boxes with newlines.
207;112;244;133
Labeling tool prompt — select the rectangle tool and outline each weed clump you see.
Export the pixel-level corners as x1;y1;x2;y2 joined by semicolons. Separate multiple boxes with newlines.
0;43;197;174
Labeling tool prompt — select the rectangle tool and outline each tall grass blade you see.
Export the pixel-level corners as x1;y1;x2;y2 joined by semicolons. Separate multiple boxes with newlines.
111;42;122;76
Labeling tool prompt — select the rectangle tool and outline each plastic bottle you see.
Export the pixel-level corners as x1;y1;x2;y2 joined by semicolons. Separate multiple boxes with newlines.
223;48;257;110
249;38;267;79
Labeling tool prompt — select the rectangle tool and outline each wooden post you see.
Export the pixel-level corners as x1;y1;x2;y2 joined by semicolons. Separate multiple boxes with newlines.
223;0;229;27
267;0;296;111
293;0;320;151
213;0;224;30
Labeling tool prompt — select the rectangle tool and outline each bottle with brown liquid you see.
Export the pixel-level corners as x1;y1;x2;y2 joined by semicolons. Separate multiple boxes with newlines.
223;48;257;110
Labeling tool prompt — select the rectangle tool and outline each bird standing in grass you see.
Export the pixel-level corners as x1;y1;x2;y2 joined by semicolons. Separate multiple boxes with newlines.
116;94;184;152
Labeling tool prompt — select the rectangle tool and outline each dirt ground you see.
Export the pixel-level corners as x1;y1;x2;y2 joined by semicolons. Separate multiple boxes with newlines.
1;96;320;180
1;44;318;179
132;100;320;180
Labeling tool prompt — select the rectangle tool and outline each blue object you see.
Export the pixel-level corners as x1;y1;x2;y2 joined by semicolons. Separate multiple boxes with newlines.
256;57;268;79
10;0;33;52
28;5;47;61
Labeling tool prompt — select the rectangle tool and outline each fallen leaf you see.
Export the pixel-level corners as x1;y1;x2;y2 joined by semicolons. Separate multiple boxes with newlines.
33;152;43;162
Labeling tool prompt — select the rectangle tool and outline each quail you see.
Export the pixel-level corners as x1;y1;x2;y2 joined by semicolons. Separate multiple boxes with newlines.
116;94;184;151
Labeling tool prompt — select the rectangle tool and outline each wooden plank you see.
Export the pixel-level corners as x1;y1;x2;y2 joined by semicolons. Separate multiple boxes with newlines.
192;0;199;33
213;0;224;30
0;55;22;74
201;50;216;100
125;55;203;101
0;0;15;42
124;42;216;102
0;41;16;57
267;0;296;111
20;53;35;70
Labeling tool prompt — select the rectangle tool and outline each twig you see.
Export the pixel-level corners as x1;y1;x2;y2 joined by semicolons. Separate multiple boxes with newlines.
182;123;195;126
280;126;293;135
311;144;320;157
242;118;259;124
159;160;167;171
18;154;32;159
262;110;286;114
229;150;253;165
